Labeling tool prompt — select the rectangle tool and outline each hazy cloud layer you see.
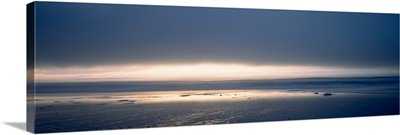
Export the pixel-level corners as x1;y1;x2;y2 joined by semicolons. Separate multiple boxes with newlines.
35;2;399;69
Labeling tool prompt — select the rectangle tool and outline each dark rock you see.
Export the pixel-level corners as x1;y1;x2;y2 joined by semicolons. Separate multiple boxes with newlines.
117;100;129;102
323;93;333;96
201;93;213;96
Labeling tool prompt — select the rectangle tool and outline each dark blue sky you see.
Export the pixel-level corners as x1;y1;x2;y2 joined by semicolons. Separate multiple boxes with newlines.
35;2;399;70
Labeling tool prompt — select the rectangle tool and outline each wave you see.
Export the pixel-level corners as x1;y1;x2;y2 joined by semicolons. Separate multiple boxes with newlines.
35;76;399;94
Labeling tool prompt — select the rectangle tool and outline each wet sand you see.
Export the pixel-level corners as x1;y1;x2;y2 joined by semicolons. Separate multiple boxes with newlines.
34;89;399;133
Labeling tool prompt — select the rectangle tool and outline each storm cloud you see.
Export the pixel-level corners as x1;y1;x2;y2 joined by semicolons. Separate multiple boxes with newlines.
35;2;399;69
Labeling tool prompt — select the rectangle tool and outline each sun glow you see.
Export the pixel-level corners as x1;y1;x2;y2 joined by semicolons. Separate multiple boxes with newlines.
35;63;394;82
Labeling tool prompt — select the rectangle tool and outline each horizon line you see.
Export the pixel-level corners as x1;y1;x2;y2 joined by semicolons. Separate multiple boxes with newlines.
35;75;399;84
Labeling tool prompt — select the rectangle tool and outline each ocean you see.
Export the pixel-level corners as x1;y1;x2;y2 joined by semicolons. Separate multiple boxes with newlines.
32;76;399;133
36;76;399;94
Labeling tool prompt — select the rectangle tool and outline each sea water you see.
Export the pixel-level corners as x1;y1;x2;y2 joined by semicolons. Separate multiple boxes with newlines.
33;76;399;133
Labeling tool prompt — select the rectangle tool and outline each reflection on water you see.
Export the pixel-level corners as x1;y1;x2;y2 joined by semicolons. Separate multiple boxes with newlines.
35;90;324;104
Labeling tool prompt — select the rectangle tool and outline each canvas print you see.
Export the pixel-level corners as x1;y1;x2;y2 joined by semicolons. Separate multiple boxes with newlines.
27;1;399;133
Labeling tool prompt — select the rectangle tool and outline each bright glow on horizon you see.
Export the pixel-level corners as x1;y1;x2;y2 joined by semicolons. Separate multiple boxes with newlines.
35;63;397;82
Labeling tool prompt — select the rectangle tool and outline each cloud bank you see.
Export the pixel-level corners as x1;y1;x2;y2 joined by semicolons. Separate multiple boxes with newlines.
34;2;399;70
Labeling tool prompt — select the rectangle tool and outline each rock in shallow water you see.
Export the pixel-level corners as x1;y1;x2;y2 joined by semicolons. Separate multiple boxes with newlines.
323;93;333;96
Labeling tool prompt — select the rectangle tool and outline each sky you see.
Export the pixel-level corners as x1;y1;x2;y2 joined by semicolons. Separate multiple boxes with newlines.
33;2;399;82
